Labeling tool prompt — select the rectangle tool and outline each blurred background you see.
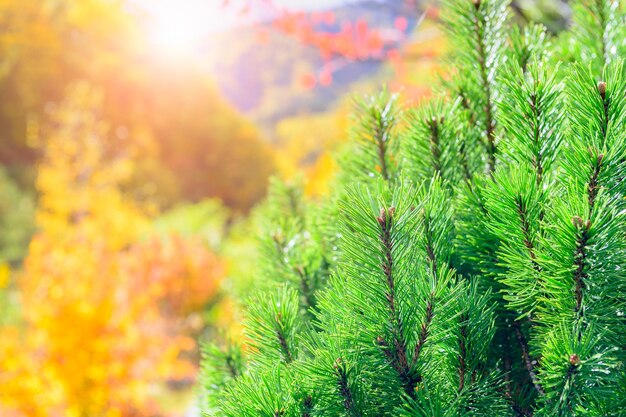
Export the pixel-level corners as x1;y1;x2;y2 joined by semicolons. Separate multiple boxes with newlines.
0;0;568;416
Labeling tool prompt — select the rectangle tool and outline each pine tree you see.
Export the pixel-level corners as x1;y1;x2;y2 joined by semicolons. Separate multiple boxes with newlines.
200;1;626;416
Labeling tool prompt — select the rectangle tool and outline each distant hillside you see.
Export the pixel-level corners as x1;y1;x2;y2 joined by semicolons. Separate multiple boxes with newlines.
202;0;423;132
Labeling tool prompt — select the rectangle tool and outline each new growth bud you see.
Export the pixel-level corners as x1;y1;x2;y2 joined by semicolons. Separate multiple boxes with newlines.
598;81;607;99
569;353;581;367
376;207;396;227
376;210;385;227
572;216;584;229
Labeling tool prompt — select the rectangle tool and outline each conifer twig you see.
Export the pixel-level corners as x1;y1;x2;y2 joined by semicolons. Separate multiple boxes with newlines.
427;117;443;176
458;313;469;392
572;216;591;335
411;298;434;368
472;0;498;173
333;358;360;416
513;320;544;396
376;207;419;397
275;312;294;364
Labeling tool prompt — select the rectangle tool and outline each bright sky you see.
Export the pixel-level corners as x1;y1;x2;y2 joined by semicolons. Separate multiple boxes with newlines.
133;0;354;55
275;0;350;9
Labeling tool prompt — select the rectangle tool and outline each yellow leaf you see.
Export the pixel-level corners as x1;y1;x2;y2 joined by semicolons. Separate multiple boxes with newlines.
0;263;10;289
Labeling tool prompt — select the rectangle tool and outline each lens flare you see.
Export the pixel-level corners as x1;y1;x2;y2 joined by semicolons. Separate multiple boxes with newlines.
140;0;227;56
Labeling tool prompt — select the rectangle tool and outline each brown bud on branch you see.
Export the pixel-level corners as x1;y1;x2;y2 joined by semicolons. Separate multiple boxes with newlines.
598;81;607;99
572;216;584;229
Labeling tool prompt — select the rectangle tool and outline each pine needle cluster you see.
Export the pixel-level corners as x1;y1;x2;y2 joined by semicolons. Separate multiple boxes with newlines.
201;1;626;416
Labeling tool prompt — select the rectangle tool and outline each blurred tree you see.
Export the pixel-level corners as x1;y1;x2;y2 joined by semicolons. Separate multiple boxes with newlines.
34;83;149;245
0;168;35;265
0;0;136;166
139;68;276;211
154;199;230;250
0;83;225;417
0;0;276;212
273;101;350;196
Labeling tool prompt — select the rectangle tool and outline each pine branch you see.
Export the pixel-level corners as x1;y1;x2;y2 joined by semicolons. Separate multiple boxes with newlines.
376;206;418;398
201;2;626;415
458;141;474;185
514;194;541;271
320;182;464;410
259;178;329;319
200;339;246;413
498;59;564;184
402;98;472;187
571;215;590;334
245;286;301;367
513;320;544;396
427;117;443;176
333;358;361;417
510;23;551;72
294;265;317;316
455;87;483;185
581;81;609;215
457;312;469;393
471;2;498;174
447;282;508;414
341;90;402;186
483;168;545;315
535;62;626;408
570;0;624;73
375;126;391;183
536;323;620;415
586;144;604;214
276;318;294;364
220;366;295;417
443;0;510;174
411;298;433;369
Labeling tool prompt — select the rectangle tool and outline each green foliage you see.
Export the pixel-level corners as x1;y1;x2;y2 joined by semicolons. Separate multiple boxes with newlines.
338;89;402;186
200;339;245;413
568;0;626;74
220;366;294;417
257;177;330;318
509;23;551;71
497;58;564;180
402;99;471;186
245;286;301;367
154;199;229;250
201;1;626;416
442;0;510;174
563;61;626;201
0;168;35;265
483;167;544;315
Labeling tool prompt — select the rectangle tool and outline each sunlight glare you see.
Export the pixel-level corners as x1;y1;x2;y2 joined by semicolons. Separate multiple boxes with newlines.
138;0;349;57
141;0;228;56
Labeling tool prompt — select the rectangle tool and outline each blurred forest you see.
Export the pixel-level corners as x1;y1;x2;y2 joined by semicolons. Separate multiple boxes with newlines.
0;0;569;416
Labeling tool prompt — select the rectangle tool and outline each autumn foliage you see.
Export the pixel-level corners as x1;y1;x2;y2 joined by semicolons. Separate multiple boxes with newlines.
0;85;225;417
0;0;276;212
